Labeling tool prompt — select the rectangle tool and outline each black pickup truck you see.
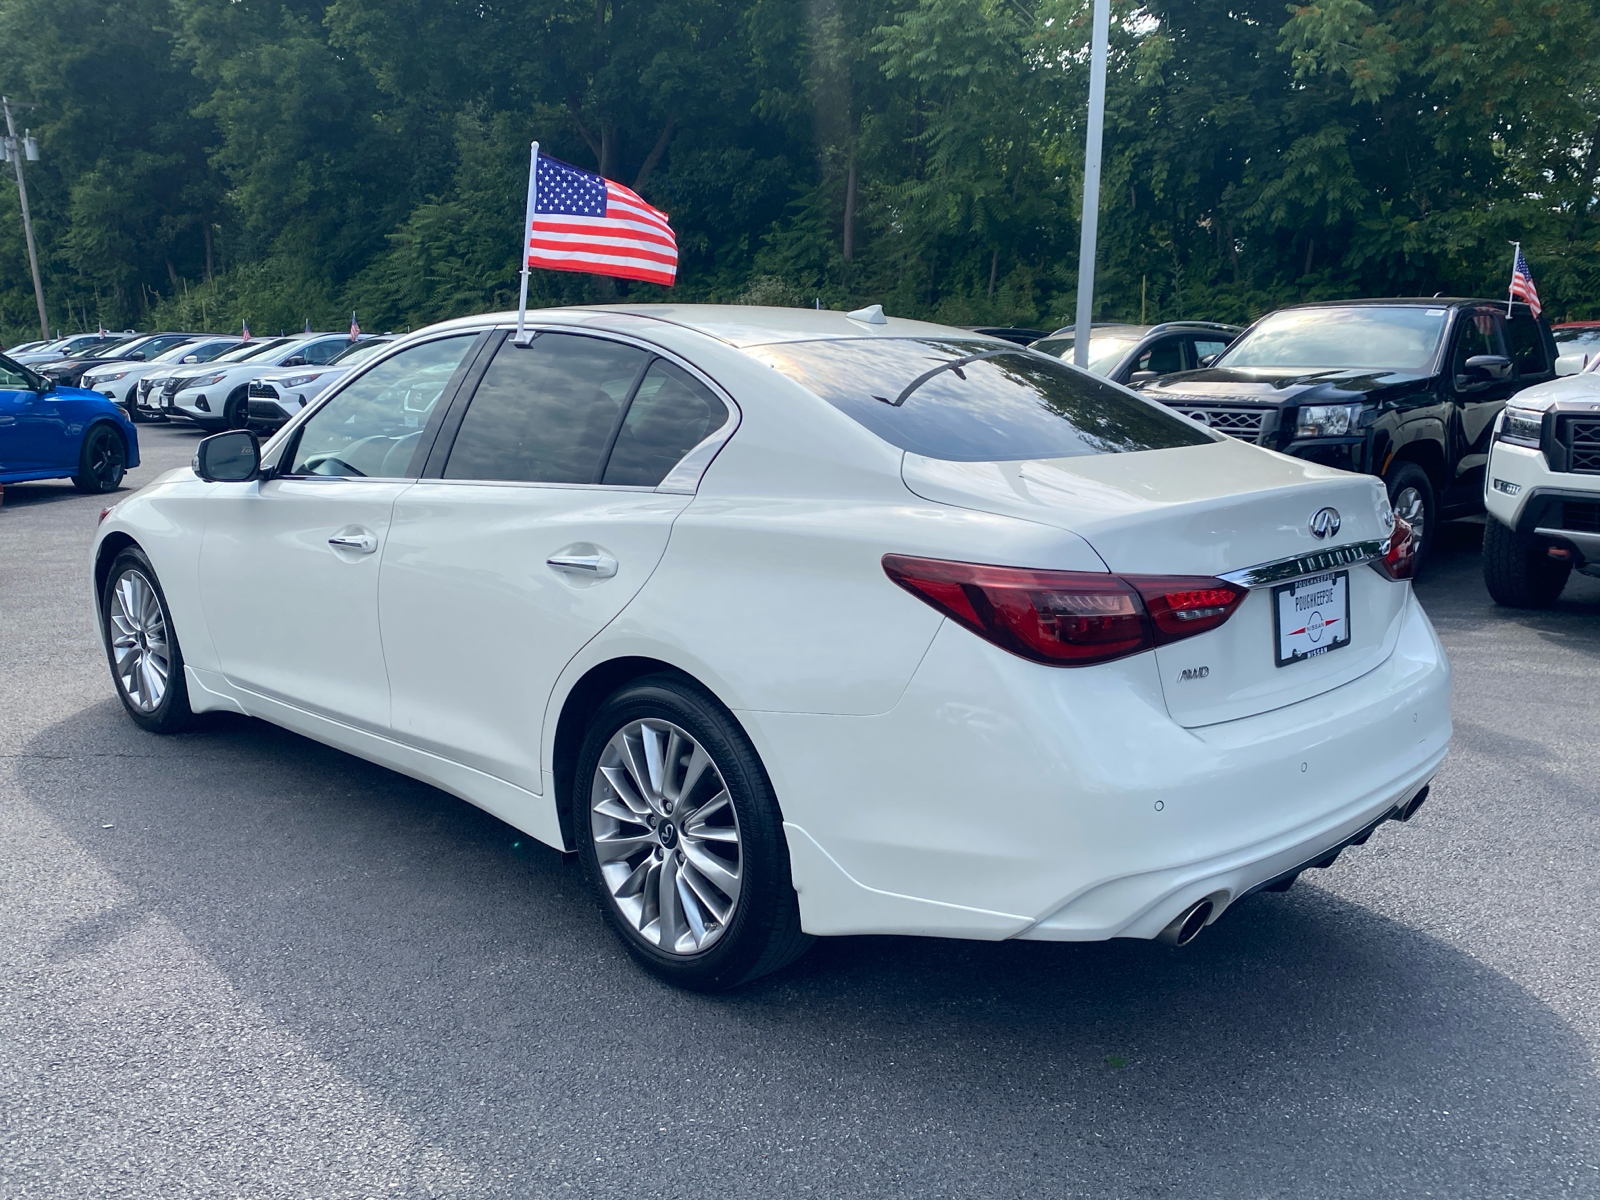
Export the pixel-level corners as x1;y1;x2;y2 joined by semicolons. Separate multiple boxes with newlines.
1137;298;1557;567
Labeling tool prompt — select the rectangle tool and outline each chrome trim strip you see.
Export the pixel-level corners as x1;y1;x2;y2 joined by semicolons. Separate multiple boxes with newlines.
1535;527;1600;553
1220;539;1387;589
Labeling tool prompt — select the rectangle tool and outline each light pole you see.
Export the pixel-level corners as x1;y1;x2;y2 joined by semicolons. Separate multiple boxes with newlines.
1072;0;1110;369
0;96;49;340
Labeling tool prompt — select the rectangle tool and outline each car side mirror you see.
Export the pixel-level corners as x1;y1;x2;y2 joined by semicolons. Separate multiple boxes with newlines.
181;354;198;363
1461;354;1512;382
1198;353;1220;367
129;351;146;361
281;354;307;367
193;430;261;482
1128;370;1161;385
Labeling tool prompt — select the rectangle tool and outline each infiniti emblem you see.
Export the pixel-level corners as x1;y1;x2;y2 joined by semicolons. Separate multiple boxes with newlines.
1309;507;1342;540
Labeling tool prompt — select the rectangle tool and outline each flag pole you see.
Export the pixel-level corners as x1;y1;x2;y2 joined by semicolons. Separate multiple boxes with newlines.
1507;241;1519;318
1072;0;1110;369
516;141;540;343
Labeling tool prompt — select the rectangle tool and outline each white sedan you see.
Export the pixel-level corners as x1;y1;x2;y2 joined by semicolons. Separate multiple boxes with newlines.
90;305;1450;989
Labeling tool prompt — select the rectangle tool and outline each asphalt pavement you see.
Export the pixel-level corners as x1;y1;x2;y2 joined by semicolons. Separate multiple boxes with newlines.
2;423;1597;1199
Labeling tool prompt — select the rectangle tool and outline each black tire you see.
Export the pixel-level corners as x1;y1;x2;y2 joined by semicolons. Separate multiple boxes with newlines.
223;386;250;430
72;423;128;493
1384;461;1435;576
574;674;811;991
101;547;195;733
124;390;152;424
1482;514;1570;608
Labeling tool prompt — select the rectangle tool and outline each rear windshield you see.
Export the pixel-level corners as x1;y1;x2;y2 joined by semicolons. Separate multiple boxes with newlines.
750;338;1214;462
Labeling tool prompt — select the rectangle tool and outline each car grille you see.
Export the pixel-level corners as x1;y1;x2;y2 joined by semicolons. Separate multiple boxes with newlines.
1155;397;1273;443
161;378;181;401
1560;416;1600;474
247;381;280;399
1561;501;1600;534
246;400;289;421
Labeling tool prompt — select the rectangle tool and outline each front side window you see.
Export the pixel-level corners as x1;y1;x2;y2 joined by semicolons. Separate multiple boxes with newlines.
288;335;478;478
1133;337;1186;375
218;338;291;363
1506;314;1549;376
751;338;1214;462
1;354;36;389
443;333;648;484
1451;311;1506;376
300;338;351;365
602;361;728;486
1191;338;1231;363
1222;307;1449;371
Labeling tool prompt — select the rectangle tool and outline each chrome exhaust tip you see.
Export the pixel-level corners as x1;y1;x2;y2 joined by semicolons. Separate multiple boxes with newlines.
1157;898;1214;947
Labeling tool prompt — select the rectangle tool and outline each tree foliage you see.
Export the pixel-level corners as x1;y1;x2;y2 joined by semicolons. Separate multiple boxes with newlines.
2;0;1598;343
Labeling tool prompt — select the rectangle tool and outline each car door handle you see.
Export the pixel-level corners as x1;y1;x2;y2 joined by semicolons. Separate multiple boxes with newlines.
547;552;618;579
328;531;378;554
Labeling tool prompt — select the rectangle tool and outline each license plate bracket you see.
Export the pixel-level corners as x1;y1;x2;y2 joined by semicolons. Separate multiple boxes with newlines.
1272;570;1351;667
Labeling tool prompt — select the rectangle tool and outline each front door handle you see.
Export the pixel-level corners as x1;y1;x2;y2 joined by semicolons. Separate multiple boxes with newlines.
547;552;618;579
328;530;378;554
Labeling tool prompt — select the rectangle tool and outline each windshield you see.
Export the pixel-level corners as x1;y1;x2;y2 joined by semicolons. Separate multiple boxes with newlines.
215;338;291;363
81;336;142;358
752;338;1214;462
1221;307;1447;371
154;338;232;363
329;338;392;365
1029;333;1141;376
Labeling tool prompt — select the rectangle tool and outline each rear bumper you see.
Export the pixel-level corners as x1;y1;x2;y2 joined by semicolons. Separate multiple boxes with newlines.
756;588;1450;942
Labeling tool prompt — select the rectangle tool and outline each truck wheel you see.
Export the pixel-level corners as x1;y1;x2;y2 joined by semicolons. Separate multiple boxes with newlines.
1483;515;1570;608
1385;462;1434;576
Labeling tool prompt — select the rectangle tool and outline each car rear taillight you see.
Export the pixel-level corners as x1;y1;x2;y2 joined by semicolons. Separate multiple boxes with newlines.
1373;513;1416;581
882;555;1246;667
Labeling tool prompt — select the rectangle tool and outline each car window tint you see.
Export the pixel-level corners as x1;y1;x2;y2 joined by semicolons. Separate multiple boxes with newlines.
1507;315;1549;376
1135;338;1185;375
1452;312;1506;374
752;338;1215;462
289;335;477;478
444;333;649;484
602;361;728;486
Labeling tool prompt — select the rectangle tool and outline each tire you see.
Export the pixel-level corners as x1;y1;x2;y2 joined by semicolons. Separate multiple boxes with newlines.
101;547;195;733
223;386;249;430
574;674;811;991
124;390;152;424
72;423;128;493
1384;461;1435;576
1482;514;1570;608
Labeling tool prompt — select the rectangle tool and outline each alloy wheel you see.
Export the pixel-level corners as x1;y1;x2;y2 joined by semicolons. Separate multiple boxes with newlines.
89;428;126;489
1392;485;1426;548
590;718;743;955
109;569;170;712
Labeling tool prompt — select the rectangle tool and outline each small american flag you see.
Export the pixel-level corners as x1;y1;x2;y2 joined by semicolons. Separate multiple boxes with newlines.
1509;245;1541;318
527;153;677;287
350;311;360;341
241;320;251;343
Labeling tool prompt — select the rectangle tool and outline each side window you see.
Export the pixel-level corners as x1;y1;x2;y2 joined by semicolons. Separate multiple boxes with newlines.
1192;338;1230;365
1;356;33;389
1451;312;1506;376
301;338;349;365
443;333;648;484
1133;337;1185;376
288;335;478;478
603;361;729;487
1507;315;1550;378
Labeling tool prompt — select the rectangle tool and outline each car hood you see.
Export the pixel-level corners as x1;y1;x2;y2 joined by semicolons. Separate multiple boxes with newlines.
255;364;347;383
1143;366;1431;406
1501;371;1600;412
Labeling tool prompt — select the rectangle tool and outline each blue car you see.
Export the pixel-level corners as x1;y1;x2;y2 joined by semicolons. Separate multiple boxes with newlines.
1;351;140;493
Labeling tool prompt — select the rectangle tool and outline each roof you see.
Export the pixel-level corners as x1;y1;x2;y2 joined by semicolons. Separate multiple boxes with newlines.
415;304;1007;350
1038;321;1241;339
1281;297;1535;312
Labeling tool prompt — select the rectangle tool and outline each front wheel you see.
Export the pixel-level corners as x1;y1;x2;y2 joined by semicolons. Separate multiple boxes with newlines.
72;424;127;493
1483;515;1570;608
223;386;250;430
574;675;811;991
124;391;152;424
1384;462;1435;576
102;547;195;733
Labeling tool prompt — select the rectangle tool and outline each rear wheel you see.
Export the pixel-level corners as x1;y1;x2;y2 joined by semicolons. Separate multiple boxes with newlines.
1384;462;1434;576
102;547;194;733
72;424;127;493
574;674;811;991
223;386;250;430
1483;515;1570;608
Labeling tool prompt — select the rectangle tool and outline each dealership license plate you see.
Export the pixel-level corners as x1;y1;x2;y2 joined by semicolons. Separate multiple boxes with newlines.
1272;570;1351;667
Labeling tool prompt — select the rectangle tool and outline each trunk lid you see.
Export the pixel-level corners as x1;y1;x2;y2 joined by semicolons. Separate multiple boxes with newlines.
902;438;1407;726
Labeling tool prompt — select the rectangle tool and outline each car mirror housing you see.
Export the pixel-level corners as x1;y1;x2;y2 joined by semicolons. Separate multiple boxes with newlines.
181;354;198;363
1462;354;1512;382
193;430;262;483
1128;370;1161;385
281;354;307;367
1198;353;1220;367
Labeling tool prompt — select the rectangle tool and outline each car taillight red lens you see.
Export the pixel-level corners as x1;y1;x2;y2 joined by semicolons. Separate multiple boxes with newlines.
882;555;1246;667
1374;513;1416;581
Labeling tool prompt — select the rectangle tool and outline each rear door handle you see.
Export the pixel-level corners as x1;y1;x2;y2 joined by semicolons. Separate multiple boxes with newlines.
547;552;618;579
328;530;378;554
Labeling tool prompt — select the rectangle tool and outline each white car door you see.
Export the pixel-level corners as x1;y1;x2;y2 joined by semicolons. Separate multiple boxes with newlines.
379;331;731;793
197;333;483;728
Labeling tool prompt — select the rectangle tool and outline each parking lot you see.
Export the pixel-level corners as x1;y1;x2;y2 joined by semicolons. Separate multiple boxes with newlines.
2;422;1598;1198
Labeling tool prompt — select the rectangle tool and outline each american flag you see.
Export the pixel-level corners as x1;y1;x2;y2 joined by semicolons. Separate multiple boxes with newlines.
1509;245;1541;318
350;311;360;341
527;154;677;287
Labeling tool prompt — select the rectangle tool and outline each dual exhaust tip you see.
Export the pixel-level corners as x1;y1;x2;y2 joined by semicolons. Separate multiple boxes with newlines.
1156;784;1432;948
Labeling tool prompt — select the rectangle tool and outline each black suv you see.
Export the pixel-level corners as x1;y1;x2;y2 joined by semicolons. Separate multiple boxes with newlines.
1138;298;1557;566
